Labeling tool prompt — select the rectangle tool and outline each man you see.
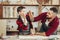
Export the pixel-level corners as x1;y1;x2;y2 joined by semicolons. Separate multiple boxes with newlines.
29;7;59;36
16;6;33;35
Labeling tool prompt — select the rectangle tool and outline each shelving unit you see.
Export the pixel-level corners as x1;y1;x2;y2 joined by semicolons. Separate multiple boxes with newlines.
0;0;60;36
0;0;60;19
0;4;39;19
0;4;39;6
0;0;39;35
0;4;60;19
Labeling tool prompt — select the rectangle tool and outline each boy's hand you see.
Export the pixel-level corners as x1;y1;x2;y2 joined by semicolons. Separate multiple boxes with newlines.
28;11;34;21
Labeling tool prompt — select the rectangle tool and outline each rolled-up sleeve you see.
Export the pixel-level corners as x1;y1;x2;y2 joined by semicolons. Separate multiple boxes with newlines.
34;12;47;22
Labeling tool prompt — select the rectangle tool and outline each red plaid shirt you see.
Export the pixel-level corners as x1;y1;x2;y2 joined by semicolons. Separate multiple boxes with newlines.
16;14;33;31
34;12;59;36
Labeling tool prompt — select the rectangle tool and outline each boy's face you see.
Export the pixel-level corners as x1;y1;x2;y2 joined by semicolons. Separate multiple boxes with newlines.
19;9;25;15
47;10;54;19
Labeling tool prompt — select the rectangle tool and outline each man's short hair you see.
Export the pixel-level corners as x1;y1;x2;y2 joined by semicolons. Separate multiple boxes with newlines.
50;7;58;13
17;6;25;13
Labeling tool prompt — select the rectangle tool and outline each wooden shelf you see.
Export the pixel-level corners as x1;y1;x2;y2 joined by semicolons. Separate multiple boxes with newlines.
0;4;60;6
42;5;60;6
0;18;17;19
0;17;60;19
0;4;39;6
6;30;19;35
0;4;60;19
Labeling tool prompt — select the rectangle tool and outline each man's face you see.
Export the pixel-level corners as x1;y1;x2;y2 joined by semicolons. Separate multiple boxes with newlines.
47;10;54;19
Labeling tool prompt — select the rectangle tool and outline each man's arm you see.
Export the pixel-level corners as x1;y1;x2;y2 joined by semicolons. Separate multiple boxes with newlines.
29;11;47;22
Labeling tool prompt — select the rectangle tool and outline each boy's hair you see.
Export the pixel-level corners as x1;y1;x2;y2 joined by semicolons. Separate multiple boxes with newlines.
17;6;25;13
50;7;58;13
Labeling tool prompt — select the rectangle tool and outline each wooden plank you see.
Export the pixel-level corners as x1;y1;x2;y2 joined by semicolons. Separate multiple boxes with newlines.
0;6;3;18
1;4;39;6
